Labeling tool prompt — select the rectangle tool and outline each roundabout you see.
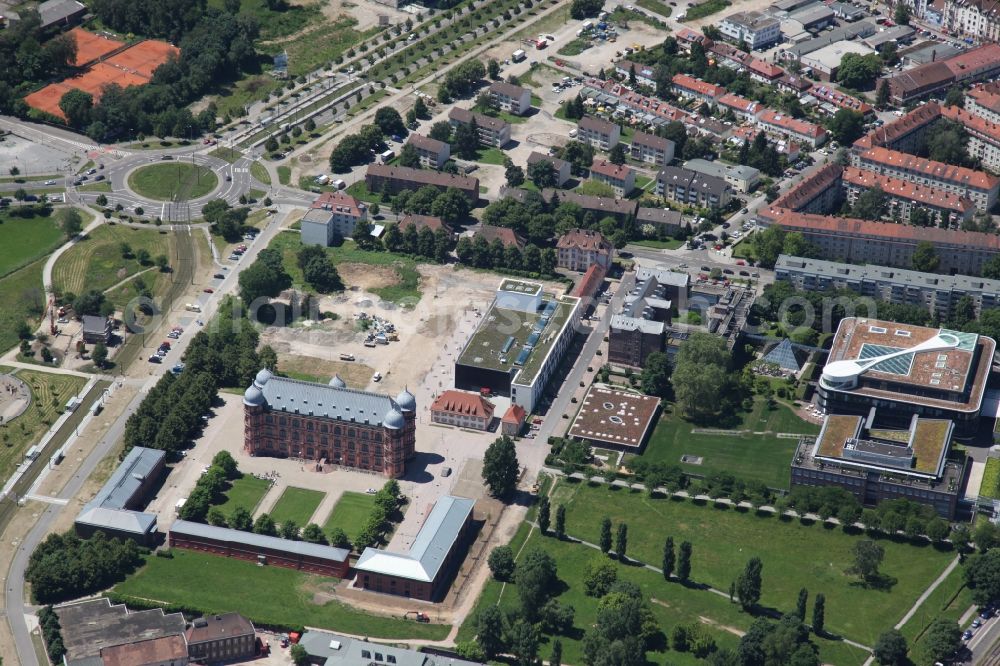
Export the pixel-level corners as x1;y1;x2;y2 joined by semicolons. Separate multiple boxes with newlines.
127;162;219;201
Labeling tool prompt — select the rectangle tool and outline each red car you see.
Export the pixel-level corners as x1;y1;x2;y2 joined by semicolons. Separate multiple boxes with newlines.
736;260;746;266
161;341;171;348
203;288;214;293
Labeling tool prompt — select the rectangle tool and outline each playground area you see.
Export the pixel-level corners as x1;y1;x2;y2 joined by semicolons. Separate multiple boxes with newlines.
25;35;179;121
0;374;30;425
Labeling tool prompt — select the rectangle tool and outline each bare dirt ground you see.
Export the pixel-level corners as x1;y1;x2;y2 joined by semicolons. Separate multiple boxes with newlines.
317;0;414;31
337;263;400;290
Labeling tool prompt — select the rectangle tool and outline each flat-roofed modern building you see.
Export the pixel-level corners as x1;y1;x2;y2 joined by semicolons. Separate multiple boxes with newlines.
568;385;660;451
169;519;351;577
791;412;964;517
243;369;416;478
775;255;1000;319
719;10;782;49
818;317;995;438
800;40;874;81
488;80;532;115
355;495;476;600
609;268;689;366
455;280;581;413
405;134;451;169
577;115;621;151
74;446;165;545
299;629;482;666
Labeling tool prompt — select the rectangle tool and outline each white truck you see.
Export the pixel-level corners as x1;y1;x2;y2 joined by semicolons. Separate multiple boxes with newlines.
378;149;394;164
512;48;527;62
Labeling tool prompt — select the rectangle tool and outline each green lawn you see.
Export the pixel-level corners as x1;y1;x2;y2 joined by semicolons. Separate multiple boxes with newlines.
0;209;63;278
127;163;218;201
474;147;507;165
556;37;592;56
277;166;291;186
77;181;113;193
0;369;87;482
980;457;1000;499
269;487;325;525
206;0;319;39
250;161;272;186
577;180;616;197
458;522;868;665
904;564;974;663
632;398;817;489
113;550;450;639
323;491;377;541
553;480;956;646
683;0;731;19
637;0;672;16
345;180;380;203
209;146;240;164
211;75;283;120
258;18;376;78
213;475;272;518
268;232;422;303
52;224;174;309
631;238;684;250
0;259;46;354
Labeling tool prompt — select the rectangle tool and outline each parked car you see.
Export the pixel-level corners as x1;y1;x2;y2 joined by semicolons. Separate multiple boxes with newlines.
213;273;225;279
203;288;214;293
148;355;162;363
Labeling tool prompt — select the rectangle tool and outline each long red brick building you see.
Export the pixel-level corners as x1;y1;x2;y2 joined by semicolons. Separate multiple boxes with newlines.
243;369;416;478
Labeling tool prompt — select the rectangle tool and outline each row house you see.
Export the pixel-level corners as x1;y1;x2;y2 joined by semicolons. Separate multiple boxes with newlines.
671;73;726;102
755;109;827;148
614;59;657;87
365;164;479;202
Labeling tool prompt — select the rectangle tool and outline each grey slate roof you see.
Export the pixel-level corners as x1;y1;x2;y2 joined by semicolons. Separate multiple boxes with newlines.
75;507;157;534
169;519;351;562
355;495;474;582
38;0;84;26
88;446;165;510
299;629;483;666
81;315;108;335
250;373;402;428
657;166;731;199
636;207;683;226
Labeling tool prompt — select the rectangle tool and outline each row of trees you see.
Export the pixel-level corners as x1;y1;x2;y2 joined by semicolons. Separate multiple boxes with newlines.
296;245;343;293
122;366;216;456
748;225;821;269
388;185;471;225
25;531;143;604
178;450;241;523
329;124;387;172
38;605;66;664
383;223;452;263
455;235;557;275
352;479;406;550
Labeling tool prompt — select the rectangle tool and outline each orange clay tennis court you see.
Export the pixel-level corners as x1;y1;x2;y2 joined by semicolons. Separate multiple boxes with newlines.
68;28;125;67
25;39;179;121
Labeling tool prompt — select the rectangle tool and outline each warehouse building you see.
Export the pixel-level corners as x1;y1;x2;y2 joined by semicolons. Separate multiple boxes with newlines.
74;446;165;545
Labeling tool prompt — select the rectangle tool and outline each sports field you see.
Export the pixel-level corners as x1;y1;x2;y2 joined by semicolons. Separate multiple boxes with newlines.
0;210;63;278
0;259;46;355
322;491;377;541
552;480;955;646
114;550;450;639
269;487;324;525
631;398;819;489
213;475;271;518
127;163;218;201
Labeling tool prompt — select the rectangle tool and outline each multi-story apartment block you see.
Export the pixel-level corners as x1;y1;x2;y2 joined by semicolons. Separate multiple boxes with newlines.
769;163;844;213
775;254;1000;319
966;82;1000;124
718;10;782;49
685;158;760;193
488;81;532;115
841;166;975;227
885;43;1000;105
301;191;367;246
942;0;1000;43
671;73;727;102
614;59;657;87
941;105;1000;174
404;133;450;169
577;115;621;151
853;146;1000;211
447;107;511;147
243;370;416;478
755;109;827;148
589;159;635;197
365;164;479;202
629;130;675;166
655;166;733;209
852;102;941;155
526;152;571;186
556;228;613;272
609;268;689;366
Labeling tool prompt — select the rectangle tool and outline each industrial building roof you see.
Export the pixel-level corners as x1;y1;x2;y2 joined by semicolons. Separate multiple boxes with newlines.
100;635;187;666
169;519;351;562
299;630;482;666
87;446;164;511
56;598;186;666
355;496;475;582
567;386;660;448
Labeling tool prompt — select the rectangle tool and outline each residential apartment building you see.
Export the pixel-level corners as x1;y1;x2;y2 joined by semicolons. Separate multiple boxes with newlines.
807;85;875;118
526;151;571;186
718;10;782;49
556;228;613;272
775;254;1000;319
671;73;727;102
476;224;526;249
365;164;479;202
629;130;675;166
757;208;1000;274
655;166;733;209
577;115;621;151
589;159;635;197
685;158;760;193
853;146;1000;211
852;102;941;154
447;107;511;147
717;92;764;121
488;81;532;115
609;268;689;366
539;189;639;221
404;134;450;169
756;109;827;148
243;369;417;478
430;390;495;430
769;163;844;213
614;59;657;87
885;43;1000;105
636;207;684;236
941;105;1000;174
841;166;976;227
301;191;367;246
942;0;1000;43
966;81;1000;124
399;213;450;234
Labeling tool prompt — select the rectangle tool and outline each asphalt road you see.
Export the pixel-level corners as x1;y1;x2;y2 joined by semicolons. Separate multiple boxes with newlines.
3;208;290;666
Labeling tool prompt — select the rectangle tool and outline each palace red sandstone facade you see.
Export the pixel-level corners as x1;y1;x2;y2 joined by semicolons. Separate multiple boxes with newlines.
243;370;416;478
